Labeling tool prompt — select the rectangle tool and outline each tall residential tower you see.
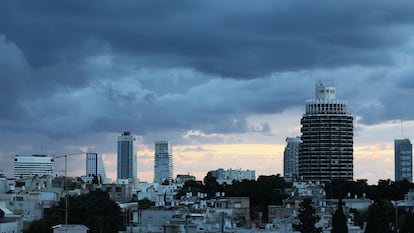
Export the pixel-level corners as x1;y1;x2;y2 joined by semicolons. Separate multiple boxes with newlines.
394;138;412;182
298;81;353;182
117;132;138;184
283;136;301;182
154;141;173;183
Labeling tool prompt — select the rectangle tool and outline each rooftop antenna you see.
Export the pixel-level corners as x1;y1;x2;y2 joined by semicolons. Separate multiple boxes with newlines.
401;115;404;139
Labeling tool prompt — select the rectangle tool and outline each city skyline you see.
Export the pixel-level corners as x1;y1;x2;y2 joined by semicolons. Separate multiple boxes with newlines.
1;1;414;184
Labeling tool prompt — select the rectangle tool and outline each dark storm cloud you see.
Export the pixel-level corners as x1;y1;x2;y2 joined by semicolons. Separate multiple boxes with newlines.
0;0;414;141
2;0;414;77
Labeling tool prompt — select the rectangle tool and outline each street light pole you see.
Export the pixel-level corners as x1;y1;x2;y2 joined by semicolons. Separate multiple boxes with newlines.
65;154;68;230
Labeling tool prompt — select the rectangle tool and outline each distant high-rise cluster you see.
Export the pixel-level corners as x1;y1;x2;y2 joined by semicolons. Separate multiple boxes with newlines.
117;131;138;184
283;137;301;182
394;138;412;182
14;155;54;179
298;81;354;182
154;141;173;183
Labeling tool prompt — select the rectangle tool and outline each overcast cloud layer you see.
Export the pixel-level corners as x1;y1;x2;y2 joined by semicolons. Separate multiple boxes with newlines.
1;1;414;182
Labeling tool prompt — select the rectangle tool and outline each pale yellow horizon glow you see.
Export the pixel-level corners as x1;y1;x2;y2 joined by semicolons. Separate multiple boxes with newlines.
100;118;414;185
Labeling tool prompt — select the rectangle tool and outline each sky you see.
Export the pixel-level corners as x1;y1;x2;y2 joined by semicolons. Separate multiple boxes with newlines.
1;0;414;184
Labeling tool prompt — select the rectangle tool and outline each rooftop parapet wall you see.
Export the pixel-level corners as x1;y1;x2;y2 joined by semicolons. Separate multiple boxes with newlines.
305;100;349;115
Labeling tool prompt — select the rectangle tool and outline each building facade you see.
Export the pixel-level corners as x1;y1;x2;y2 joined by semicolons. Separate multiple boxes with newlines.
0;207;20;233
83;152;107;184
175;174;196;184
283;137;301;182
14;155;54;179
52;224;89;233
209;168;256;184
154;141;173;183
395;138;412;182
117;132;137;183
298;81;353;182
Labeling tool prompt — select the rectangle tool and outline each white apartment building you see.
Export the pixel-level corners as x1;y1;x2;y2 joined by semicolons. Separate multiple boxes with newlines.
209;168;256;184
14;155;54;179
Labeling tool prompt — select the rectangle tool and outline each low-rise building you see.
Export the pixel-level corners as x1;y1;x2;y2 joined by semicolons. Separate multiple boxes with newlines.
163;218;197;233
209;169;255;185
175;174;196;184
267;205;294;224
0;206;22;233
0;175;59;230
102;183;135;203
214;197;250;227
52;224;89;233
135;182;180;206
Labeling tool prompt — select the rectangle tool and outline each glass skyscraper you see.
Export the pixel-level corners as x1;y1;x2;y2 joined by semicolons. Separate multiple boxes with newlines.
154;141;173;183
395;138;412;182
84;152;107;183
117;132;137;183
298;81;353;182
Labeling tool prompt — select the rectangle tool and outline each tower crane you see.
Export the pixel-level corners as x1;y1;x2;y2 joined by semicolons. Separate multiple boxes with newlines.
53;152;87;181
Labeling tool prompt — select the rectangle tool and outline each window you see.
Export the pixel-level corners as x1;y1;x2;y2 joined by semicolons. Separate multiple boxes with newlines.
234;203;242;208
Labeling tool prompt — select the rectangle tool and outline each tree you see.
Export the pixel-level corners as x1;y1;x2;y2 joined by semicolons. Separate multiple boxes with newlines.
138;197;155;209
161;179;170;185
399;209;414;233
24;190;123;233
349;208;367;229
92;175;99;184
176;180;204;199
68;190;123;233
331;200;348;233
203;172;221;197
364;199;394;233
293;198;322;233
24;207;63;233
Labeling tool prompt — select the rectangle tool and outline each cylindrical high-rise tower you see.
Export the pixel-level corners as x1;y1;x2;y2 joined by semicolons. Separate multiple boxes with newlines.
298;81;353;182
